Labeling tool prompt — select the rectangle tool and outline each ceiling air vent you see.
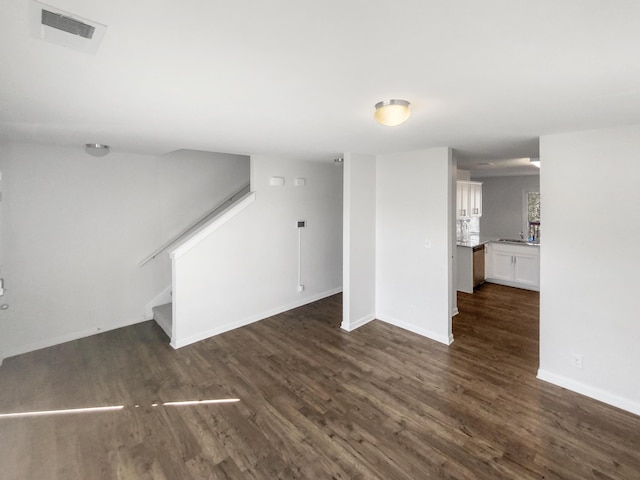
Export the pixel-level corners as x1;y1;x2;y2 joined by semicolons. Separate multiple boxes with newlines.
41;10;95;39
30;1;107;54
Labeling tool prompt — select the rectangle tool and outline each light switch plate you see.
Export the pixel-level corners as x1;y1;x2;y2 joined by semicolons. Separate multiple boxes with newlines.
269;176;285;186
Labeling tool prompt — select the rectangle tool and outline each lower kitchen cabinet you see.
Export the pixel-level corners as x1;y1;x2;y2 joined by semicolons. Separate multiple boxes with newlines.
486;242;539;291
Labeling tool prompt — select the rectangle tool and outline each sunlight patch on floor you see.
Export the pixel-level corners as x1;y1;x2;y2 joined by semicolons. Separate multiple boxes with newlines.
0;398;241;419
0;405;125;418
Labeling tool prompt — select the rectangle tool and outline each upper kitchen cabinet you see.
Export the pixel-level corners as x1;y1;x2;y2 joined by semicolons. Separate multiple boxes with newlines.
456;181;483;218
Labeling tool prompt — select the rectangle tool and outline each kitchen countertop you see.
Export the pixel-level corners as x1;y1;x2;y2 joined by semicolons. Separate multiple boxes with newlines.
456;235;492;248
457;235;540;248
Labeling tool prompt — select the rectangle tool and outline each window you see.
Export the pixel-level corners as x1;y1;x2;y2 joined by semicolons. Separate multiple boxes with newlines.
524;190;541;241
528;191;540;223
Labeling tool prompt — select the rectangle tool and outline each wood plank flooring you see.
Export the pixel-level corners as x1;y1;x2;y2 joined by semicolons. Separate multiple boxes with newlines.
1;284;639;479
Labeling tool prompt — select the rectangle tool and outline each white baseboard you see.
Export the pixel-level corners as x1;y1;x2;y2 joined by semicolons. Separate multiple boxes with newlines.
341;312;375;332
377;314;453;346
144;285;172;320
485;278;539;292
171;287;343;349
537;369;640;417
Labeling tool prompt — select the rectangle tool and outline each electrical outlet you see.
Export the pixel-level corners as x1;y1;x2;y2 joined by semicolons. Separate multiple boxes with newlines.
571;354;583;369
297;285;304;293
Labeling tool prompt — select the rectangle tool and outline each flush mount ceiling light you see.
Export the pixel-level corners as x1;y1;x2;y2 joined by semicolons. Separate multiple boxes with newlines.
85;143;110;157
374;99;411;127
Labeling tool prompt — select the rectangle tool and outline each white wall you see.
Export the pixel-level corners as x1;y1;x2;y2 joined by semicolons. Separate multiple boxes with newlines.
376;148;453;345
476;175;540;239
538;124;640;415
157;149;250;241
170;156;343;348
0;142;248;360
457;169;471;181
342;153;376;331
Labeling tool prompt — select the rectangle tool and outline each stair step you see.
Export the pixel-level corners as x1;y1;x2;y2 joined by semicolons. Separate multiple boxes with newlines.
152;302;172;339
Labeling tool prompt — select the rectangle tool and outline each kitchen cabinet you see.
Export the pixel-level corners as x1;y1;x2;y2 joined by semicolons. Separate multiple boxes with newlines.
456;181;483;218
486;242;539;291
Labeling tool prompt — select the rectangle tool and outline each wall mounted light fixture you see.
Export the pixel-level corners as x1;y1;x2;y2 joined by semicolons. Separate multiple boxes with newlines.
85;143;110;157
374;99;411;127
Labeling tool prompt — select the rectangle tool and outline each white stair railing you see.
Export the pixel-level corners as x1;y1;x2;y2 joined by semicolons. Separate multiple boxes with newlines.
138;182;250;266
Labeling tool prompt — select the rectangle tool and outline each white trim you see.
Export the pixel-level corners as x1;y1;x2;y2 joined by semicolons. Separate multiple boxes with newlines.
171;287;342;349
341;313;375;332
1;316;146;361
537;369;640;417
452;307;459;316
171;256;178;345
485;278;540;292
144;286;172;320
170;192;256;260
377;315;454;345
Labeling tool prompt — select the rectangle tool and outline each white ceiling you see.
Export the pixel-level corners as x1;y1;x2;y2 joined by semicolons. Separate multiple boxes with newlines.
2;1;640;175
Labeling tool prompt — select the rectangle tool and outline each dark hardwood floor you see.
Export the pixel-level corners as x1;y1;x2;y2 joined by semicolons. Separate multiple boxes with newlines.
1;284;639;479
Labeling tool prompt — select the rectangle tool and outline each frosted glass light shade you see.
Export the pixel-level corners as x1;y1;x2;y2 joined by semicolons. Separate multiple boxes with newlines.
85;143;110;157
374;99;411;127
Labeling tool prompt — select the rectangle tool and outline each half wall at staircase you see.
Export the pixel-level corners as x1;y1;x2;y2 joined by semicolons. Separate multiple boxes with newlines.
168;155;343;348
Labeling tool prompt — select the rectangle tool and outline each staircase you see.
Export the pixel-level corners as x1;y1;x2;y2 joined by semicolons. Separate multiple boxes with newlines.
143;182;255;346
152;303;172;339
